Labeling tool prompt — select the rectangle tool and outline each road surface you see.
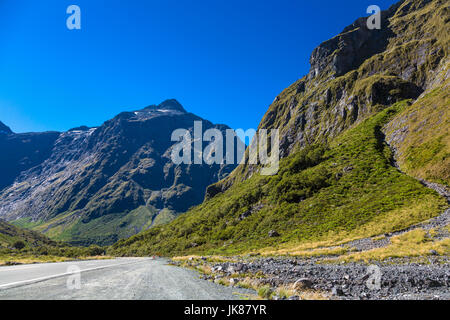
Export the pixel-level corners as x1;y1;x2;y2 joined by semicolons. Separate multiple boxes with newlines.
0;258;254;300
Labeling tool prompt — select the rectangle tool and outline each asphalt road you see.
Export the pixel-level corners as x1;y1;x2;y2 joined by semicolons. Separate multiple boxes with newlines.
0;258;254;300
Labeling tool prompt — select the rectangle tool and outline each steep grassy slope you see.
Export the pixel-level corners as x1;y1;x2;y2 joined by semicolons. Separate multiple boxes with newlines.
385;78;450;185
109;0;449;257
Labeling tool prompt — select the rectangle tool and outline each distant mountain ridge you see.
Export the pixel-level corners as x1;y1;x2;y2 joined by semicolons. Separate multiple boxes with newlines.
0;100;238;245
0;121;12;135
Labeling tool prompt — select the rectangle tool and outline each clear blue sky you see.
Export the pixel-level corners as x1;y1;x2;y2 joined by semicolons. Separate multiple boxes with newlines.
0;0;398;133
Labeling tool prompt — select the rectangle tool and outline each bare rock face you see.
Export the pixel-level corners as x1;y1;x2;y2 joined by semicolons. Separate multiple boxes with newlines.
280;0;447;157
0;100;238;244
308;13;393;80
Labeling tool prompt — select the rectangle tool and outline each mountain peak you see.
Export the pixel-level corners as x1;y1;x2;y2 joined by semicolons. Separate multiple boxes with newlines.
0;121;13;134
143;99;186;113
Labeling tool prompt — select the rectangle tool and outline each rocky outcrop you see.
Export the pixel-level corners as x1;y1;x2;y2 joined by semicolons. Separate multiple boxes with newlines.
274;0;448;157
308;6;397;80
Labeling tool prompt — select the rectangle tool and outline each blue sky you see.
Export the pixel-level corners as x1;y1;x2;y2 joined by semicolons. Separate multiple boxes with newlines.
0;0;398;133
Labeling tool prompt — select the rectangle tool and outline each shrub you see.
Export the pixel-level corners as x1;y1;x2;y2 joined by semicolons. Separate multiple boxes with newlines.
13;240;26;250
258;286;274;299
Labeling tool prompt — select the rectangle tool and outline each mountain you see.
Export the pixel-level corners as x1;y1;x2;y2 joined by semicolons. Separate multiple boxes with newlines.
0;99;239;245
0;125;60;191
110;0;449;256
0;121;12;135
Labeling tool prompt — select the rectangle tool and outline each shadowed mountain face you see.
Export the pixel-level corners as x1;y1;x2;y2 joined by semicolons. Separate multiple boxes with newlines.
0;121;12;135
0;100;239;245
0;124;60;191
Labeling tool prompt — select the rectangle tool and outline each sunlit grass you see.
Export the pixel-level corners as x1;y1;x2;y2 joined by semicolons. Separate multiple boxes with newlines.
338;229;450;262
0;254;114;266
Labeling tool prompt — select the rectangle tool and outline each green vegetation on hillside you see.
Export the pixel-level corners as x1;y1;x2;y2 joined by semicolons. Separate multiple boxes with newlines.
13;205;178;247
0;219;56;249
109;101;448;256
0;219;109;265
385;80;450;185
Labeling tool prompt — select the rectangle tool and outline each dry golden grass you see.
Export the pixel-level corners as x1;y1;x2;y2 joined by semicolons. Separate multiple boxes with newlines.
372;235;387;241
338;229;450;262
0;255;70;266
0;254;115;266
274;284;328;300
263;246;349;257
257;195;446;257
172;255;237;263
196;264;213;275
78;255;115;261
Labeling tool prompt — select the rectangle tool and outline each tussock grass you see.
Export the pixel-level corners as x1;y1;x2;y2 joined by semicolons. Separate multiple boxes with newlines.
0;254;114;266
172;255;237;263
338;229;450;262
275;285;328;300
255;186;445;256
257;286;273;299
262;246;349;258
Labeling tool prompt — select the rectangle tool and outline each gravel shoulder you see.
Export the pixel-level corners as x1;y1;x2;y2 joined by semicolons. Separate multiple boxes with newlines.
175;256;449;300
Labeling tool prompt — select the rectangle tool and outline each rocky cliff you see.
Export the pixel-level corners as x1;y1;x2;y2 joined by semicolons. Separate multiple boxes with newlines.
208;0;448;195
